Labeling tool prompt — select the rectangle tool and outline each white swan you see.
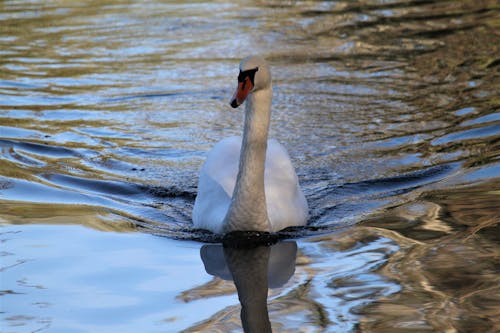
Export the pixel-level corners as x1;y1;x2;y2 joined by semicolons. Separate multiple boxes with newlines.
193;55;308;234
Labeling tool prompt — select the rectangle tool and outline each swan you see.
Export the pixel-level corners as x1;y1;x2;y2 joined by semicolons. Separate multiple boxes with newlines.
193;55;308;234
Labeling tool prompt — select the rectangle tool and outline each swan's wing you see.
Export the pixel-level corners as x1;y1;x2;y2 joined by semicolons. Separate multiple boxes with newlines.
265;139;309;231
201;136;241;195
193;137;241;233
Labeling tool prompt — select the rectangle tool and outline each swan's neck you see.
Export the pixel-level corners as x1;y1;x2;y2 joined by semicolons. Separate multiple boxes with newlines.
224;86;272;232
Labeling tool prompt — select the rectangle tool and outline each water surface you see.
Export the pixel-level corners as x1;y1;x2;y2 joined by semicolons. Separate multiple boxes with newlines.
1;0;499;332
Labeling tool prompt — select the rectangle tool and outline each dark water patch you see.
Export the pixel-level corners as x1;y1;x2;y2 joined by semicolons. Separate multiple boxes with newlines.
1;146;46;168
104;91;200;103
143;184;196;200
303;163;461;229
407;24;477;39
0;139;80;158
485;57;500;69
41;173;145;198
309;164;457;203
0;176;108;206
78;155;153;179
118;146;202;160
143;221;352;244
346;164;457;191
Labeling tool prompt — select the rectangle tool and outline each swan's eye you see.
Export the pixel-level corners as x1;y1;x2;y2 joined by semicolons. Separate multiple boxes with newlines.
237;67;259;85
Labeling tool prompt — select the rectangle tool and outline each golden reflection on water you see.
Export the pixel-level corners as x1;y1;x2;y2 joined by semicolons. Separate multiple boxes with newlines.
359;181;499;332
0;202;137;232
1;0;499;331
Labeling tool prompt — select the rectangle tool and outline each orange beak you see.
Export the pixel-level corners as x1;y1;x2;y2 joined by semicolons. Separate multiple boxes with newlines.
230;77;253;108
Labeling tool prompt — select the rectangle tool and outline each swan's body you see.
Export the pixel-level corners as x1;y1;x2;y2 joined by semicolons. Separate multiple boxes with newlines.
193;56;308;234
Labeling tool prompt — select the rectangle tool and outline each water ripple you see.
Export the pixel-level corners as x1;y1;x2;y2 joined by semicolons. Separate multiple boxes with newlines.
1;1;498;331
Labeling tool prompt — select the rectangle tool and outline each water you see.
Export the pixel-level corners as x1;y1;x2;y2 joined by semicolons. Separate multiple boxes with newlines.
1;0;498;332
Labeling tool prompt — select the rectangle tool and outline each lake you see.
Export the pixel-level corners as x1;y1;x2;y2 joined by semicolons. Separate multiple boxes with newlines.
1;0;499;332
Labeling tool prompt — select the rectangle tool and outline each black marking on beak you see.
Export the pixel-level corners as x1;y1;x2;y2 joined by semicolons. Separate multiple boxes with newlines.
238;67;259;85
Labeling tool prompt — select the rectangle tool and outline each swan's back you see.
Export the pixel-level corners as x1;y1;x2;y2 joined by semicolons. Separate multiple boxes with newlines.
193;136;308;233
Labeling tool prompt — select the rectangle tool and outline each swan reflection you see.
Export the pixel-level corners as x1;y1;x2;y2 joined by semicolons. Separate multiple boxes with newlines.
200;241;297;332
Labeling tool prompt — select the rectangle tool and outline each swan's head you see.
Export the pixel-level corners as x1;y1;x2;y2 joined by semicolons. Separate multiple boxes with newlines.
230;55;271;108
